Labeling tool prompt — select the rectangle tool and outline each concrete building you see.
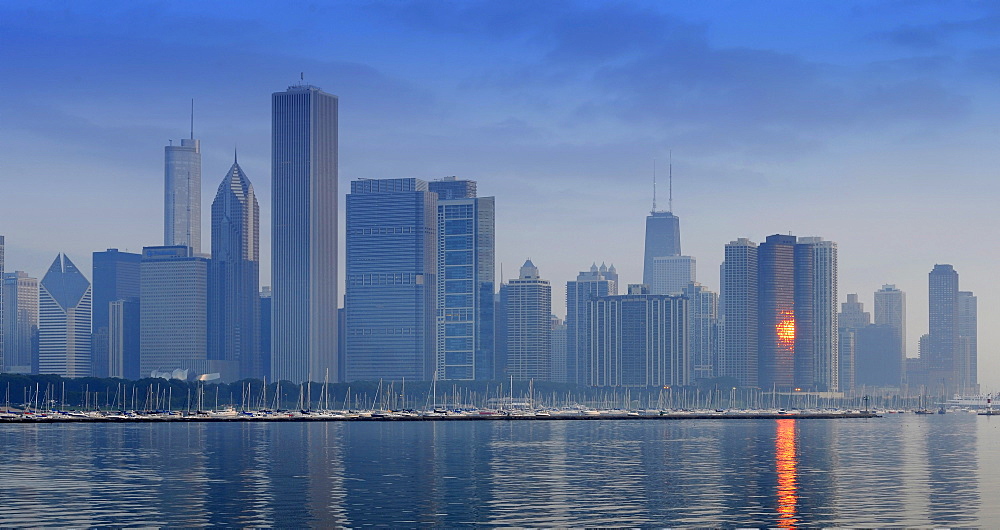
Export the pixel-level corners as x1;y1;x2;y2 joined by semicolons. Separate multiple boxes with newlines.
271;84;339;384
504;260;551;381
565;263;618;386
683;282;718;382
590;284;689;387
958;290;978;394
38;254;92;377
719;238;758;387
345;178;437;382
429;177;495;381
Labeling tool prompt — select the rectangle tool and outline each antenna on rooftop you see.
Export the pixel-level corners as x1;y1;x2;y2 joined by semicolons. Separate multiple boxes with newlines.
652;159;657;213
190;99;195;140
668;150;673;213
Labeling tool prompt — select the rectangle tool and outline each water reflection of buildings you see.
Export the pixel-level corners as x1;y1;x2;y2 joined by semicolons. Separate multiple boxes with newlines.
774;419;798;527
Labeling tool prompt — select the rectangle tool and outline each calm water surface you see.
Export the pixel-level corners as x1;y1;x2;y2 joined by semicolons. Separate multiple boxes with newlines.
0;414;997;527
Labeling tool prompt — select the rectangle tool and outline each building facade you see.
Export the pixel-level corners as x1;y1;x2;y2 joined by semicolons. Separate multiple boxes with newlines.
108;297;140;379
210;160;262;380
957;290;977;394
164;137;201;254
719;238;758;387
874;284;906;359
271;84;339;384
565;263;618;386
505;260;551;381
429;178;495;381
590;284;689;387
642;211;681;286
345;178;437;382
2;271;38;374
837;293;870;393
925;264;959;393
139;246;218;379
91;249;141;378
649;255;696;295
38;254;92;377
683;282;718;382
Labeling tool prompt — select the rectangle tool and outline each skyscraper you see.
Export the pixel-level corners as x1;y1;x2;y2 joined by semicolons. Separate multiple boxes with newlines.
164;120;201;253
957;290;977;393
210;159;261;380
429;177;495;381
590;284;689;387
0;235;4;371
271;84;338;384
837;294;870;393
649;255;695;295
683;282;718;382
139;246;216;379
642;211;681;286
38;254;92;377
719;238;758;387
345;178;437;382
505;260;551;381
874;284;906;359
259;287;272;381
550;315;568;384
565;263;618;386
926;264;959;393
91;249;140;377
108;297;139;380
757;235;838;392
2;271;38;374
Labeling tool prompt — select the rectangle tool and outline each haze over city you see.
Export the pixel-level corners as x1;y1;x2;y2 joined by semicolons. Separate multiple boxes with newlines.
2;1;998;386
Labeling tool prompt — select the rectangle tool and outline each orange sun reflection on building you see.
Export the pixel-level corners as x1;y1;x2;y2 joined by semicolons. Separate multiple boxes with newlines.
776;309;795;349
775;418;798;528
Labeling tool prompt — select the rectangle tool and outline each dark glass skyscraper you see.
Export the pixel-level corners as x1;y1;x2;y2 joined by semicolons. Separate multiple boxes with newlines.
271;84;338;384
210;160;261;380
642;211;681;286
429;177;495;381
91;249;140;378
345;178;437;382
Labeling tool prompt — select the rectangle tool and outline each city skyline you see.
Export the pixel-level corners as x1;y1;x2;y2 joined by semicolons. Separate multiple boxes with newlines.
1;1;996;386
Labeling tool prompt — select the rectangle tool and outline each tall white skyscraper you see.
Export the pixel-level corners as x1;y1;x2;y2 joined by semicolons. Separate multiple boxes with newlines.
504;260;551;381
800;237;839;392
271;84;339;384
39;254;91;377
164;109;201;254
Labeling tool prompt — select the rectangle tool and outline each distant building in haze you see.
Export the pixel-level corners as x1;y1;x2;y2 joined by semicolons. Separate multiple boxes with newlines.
139;246;218;379
565;263;618;386
259;287;271;381
649;255;695;295
925;264;959;393
642;211;681;287
429;177;495;381
719;238;758;387
164;131;201;254
683;282;718;382
108;297;140;379
345;178;437;382
504;260;551;381
957;290;977;394
2;271;38;374
590;284;689;387
0;235;4;371
550;315;567;383
38;254;92;377
91;249;140;378
874;284;906;359
837;294;870;393
209;159;261;380
271;84;339;384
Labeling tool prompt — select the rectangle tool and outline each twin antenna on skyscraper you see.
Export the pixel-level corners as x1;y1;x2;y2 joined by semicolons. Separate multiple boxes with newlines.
651;151;673;214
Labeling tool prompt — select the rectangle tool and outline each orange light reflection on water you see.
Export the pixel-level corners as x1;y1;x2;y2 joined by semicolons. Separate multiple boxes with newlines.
775;418;798;528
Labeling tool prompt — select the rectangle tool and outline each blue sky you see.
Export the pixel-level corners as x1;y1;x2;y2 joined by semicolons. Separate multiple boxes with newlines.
2;0;999;387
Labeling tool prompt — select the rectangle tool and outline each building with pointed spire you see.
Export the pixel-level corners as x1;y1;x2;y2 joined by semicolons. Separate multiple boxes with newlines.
210;157;261;380
39;254;92;377
164;104;201;254
642;160;681;286
504;260;552;381
565;262;618;385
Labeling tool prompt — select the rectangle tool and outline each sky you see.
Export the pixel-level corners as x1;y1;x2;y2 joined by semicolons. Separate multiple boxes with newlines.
2;0;999;388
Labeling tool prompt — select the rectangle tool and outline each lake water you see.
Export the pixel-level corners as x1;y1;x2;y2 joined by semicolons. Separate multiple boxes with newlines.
0;413;996;527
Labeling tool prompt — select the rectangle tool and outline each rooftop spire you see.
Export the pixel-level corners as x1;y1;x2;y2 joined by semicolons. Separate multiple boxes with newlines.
651;158;657;213
668;150;673;213
190;98;194;140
